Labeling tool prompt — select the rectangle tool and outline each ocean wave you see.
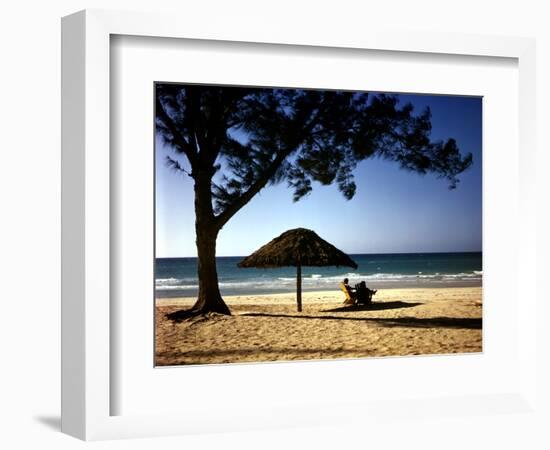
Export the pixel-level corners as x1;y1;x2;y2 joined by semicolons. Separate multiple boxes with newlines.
156;277;180;285
156;277;196;286
156;271;482;291
157;284;198;290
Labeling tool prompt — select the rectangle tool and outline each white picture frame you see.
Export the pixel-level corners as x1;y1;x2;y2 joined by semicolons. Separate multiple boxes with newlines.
61;9;538;441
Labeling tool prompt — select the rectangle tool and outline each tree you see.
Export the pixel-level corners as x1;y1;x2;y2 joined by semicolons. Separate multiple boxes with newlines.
156;84;473;316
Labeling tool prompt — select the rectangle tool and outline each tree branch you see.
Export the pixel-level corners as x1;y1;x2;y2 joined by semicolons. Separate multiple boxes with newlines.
156;98;198;169
213;104;326;229
214;150;289;229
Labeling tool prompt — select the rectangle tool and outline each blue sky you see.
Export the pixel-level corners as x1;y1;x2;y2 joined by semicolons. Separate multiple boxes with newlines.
155;92;482;258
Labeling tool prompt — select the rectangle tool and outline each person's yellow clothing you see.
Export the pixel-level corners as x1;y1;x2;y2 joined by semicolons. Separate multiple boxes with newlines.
339;281;355;304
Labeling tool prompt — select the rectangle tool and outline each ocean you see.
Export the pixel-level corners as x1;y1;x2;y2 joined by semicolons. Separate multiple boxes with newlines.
155;252;482;298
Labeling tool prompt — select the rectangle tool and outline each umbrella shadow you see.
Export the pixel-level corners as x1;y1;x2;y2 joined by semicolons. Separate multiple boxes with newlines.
322;301;422;313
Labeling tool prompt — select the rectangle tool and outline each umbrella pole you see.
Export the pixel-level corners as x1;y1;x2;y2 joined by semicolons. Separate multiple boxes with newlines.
296;261;302;312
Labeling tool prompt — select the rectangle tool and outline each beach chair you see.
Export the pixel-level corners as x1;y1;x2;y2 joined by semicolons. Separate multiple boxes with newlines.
355;281;377;305
339;282;356;305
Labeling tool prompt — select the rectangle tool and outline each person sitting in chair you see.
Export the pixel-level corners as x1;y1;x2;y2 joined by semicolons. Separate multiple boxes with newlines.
339;278;356;305
355;280;377;305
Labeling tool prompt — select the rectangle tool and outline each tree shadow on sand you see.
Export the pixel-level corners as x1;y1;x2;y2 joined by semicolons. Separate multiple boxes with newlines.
322;301;422;313
165;301;419;323
165;309;232;323
239;312;481;330
157;346;369;362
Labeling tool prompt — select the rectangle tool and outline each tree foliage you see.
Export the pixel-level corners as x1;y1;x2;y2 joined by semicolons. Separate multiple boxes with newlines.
156;84;472;230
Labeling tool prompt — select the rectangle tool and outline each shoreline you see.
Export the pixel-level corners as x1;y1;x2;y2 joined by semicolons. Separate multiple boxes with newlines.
156;280;482;300
156;285;482;306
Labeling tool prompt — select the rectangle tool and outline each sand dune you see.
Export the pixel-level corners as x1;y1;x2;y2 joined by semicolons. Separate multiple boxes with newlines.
155;287;482;366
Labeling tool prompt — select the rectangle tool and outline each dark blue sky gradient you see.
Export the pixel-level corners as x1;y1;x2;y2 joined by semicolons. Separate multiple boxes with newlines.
155;92;482;257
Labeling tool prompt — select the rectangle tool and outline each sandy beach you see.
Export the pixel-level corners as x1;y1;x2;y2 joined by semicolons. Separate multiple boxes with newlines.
155;286;482;366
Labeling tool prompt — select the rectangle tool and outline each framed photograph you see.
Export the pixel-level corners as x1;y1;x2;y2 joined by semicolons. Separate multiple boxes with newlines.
62;9;538;441
153;82;483;367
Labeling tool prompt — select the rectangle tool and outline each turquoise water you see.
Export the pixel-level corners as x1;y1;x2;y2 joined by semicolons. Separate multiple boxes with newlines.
155;252;482;298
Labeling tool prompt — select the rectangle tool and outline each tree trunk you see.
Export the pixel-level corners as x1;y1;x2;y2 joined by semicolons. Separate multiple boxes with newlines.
189;172;231;315
190;226;230;315
296;260;302;312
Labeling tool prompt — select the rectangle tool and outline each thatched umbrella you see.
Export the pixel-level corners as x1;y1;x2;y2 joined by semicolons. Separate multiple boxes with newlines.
238;228;358;312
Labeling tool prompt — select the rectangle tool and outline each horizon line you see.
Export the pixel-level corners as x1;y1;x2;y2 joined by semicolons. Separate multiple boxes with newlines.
156;250;483;259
